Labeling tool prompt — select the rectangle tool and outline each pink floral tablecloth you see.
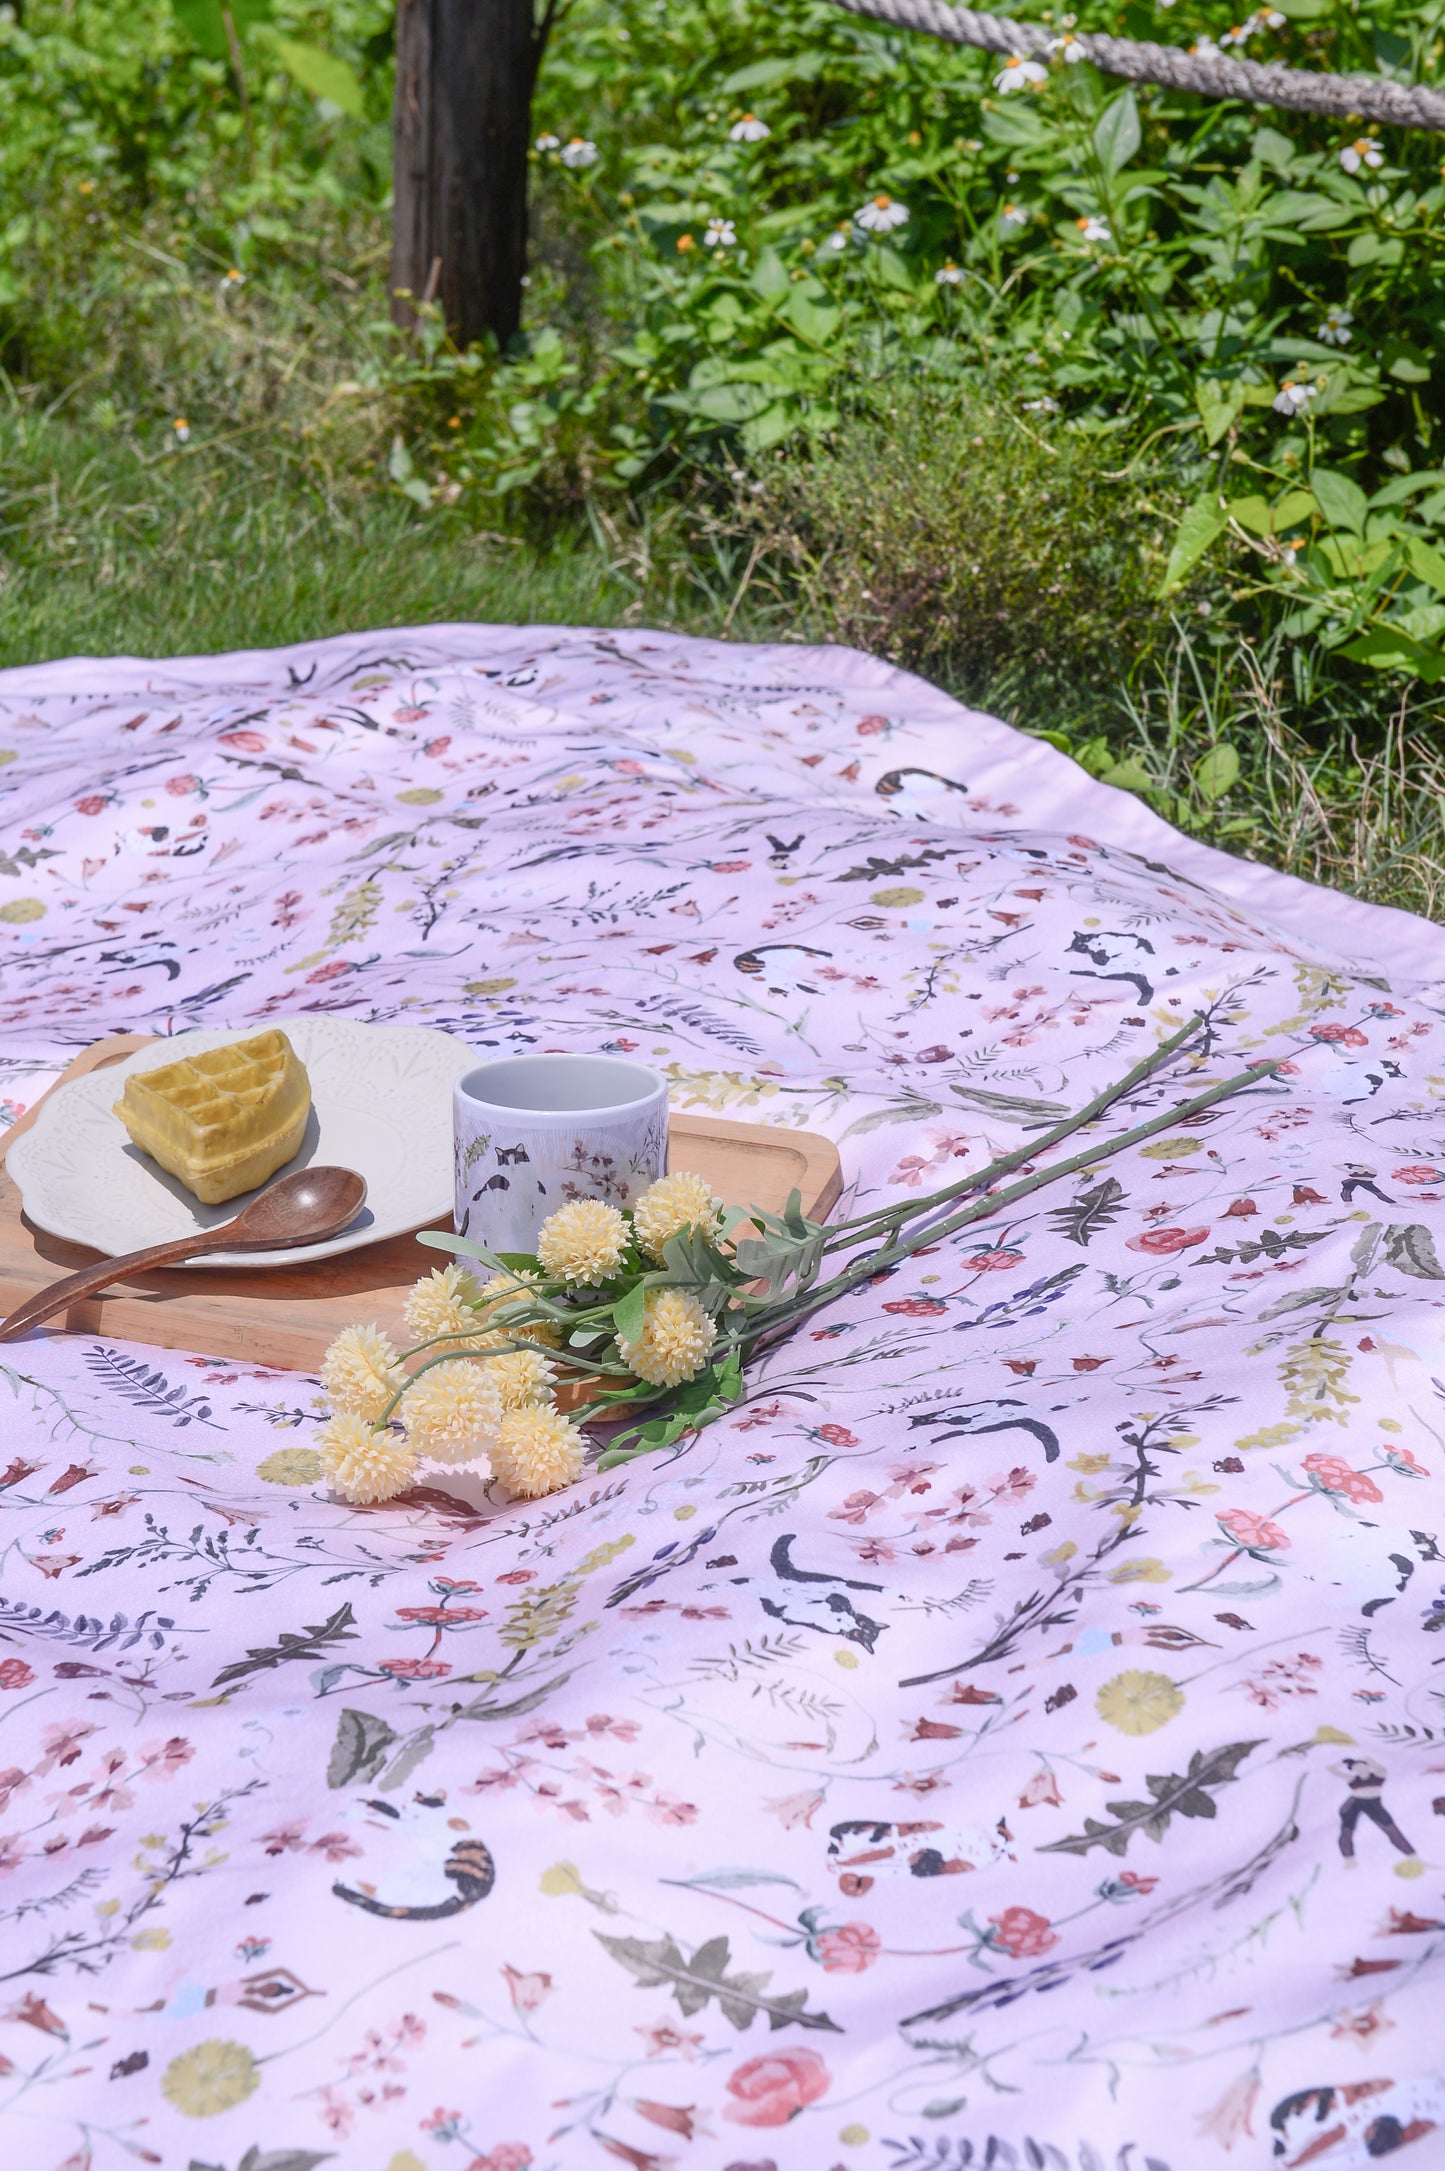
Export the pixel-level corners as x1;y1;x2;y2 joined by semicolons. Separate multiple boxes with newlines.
0;624;1443;2171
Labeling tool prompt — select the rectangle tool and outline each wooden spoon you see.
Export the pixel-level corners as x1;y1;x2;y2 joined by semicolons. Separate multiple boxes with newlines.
0;1165;368;1342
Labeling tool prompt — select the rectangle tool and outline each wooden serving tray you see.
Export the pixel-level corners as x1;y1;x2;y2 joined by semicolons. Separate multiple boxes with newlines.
0;1036;842;1372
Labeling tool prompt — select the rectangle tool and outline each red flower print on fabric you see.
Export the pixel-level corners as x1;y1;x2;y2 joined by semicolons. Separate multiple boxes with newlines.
1218;1509;1290;1550
723;2046;832;2125
815;1922;881;1973
1126;1226;1210;1255
989;1905;1058;1958
1302;1453;1383;1504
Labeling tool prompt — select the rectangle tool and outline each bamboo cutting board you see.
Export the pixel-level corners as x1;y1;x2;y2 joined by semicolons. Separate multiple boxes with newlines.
0;1036;842;1371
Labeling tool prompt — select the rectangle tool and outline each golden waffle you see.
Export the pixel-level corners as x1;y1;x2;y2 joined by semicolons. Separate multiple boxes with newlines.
113;1029;312;1205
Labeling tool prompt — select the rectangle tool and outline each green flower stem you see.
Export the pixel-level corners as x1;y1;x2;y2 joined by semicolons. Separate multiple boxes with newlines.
818;1013;1208;1249
732;1054;1282;1356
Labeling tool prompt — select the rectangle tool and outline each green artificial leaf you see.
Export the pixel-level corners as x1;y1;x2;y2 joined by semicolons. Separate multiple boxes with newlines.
597;1350;743;1470
326;1707;397;1789
1040;1740;1264;1857
1093;88;1141;178
612;1279;649;1345
1383;1222;1445;1280
596;1929;841;2032
417;1229;522;1275
1194;743;1239;801
730;1192;829;1300
656;1224;747;1307
1160;494;1225;593
270;36;364;116
1310;467;1368;534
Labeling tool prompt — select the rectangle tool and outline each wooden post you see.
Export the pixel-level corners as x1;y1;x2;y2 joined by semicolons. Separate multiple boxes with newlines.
391;0;552;352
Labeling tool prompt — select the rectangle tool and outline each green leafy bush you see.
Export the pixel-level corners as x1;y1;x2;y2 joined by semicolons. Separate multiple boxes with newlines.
716;383;1174;705
4;0;1445;909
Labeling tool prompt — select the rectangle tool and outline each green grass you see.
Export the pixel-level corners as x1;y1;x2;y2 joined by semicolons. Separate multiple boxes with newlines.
3;397;1443;928
0;409;645;665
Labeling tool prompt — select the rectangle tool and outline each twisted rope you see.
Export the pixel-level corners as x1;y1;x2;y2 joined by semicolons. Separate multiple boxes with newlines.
828;0;1445;133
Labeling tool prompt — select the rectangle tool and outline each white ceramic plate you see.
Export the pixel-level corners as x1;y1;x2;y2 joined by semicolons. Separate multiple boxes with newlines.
8;1017;475;1268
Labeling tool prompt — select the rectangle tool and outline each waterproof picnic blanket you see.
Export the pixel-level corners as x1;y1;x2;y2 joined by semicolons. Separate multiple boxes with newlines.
1;623;1444;2171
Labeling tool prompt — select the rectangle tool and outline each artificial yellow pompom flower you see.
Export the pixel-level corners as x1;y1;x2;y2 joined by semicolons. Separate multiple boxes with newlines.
402;1358;503;1464
536;1197;628;1284
632;1169;722;1262
491;1403;586;1497
476;1266;560;1346
319;1324;404;1422
317;1409;418;1504
485;1347;555;1408
404;1261;487;1349
616;1286;716;1387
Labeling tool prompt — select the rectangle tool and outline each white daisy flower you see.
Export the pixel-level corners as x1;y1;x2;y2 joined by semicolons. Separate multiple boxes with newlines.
1272;378;1318;416
1189;35;1222;58
936;260;964;284
855;193;909;232
1023;395;1061;413
704;217;737;247
999;202;1029;233
1339;137;1382;174
560;136;599;169
729;114;770;142
1049;31;1085;60
824;226;849;251
1076;215;1111;245
1316;305;1353;346
994;55;1049;93
535;133;560;152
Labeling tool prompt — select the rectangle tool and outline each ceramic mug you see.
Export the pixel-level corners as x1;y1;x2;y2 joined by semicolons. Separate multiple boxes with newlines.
453;1052;669;1255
